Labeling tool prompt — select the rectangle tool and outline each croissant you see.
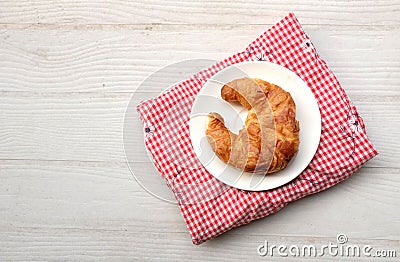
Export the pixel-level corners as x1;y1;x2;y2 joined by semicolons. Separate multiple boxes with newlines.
206;78;300;174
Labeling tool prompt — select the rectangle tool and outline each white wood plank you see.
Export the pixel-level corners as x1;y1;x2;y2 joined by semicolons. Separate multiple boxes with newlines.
0;161;398;260
1;230;397;261
0;0;399;26
0;231;398;261
0;92;129;162
0;92;398;167
0;29;398;95
0;1;399;260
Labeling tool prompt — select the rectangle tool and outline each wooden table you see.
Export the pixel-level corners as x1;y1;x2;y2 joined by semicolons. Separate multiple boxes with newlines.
0;1;399;261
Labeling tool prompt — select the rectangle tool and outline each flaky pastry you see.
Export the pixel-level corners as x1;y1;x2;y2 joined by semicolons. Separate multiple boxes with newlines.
206;78;300;174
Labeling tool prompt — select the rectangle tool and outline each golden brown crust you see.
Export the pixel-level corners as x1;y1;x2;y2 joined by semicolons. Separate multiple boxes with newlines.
205;112;234;163
206;77;300;174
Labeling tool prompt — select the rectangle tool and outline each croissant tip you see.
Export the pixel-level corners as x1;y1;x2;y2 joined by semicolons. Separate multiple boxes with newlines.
207;112;223;121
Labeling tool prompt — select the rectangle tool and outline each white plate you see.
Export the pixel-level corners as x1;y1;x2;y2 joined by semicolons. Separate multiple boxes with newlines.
189;61;321;191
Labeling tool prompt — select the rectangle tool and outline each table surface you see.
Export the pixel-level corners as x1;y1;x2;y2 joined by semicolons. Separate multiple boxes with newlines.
0;1;399;261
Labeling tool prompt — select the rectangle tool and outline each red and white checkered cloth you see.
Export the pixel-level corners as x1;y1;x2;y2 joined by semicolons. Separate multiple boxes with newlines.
136;13;378;245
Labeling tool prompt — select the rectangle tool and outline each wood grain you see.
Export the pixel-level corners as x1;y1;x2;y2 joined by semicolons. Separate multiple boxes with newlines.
0;92;398;168
0;29;398;95
0;0;399;26
0;161;398;260
0;1;399;260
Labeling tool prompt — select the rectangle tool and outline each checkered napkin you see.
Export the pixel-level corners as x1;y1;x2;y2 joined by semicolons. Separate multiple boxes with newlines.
136;13;378;245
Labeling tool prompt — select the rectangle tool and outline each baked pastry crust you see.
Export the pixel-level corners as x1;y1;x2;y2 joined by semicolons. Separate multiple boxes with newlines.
205;78;300;174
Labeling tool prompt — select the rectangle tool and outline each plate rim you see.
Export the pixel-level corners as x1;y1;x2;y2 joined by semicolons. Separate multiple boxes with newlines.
189;60;321;191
